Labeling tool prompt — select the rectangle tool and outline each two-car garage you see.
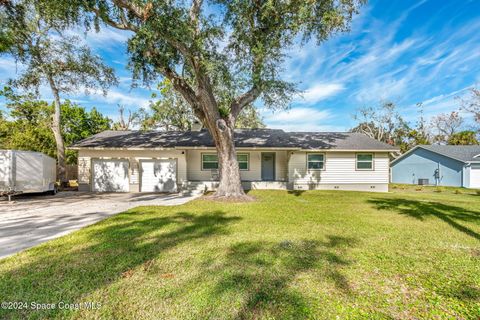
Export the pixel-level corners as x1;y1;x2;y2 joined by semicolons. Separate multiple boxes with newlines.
91;158;177;193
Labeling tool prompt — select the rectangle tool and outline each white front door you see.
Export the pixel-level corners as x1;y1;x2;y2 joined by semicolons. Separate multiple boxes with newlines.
470;164;480;188
92;159;129;192
140;159;177;192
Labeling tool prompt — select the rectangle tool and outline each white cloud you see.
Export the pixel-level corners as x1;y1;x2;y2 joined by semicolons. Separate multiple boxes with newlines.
95;90;150;108
400;86;474;123
66;26;131;49
269;123;346;132
421;86;470;107
263;107;345;132
86;27;131;45
0;57;19;75
355;78;407;103
299;83;344;103
282;0;480;113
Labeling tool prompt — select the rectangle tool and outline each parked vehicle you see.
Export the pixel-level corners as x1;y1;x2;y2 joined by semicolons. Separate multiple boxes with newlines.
0;150;57;200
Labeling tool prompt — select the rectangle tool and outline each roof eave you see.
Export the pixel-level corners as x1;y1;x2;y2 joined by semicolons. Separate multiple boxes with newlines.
68;146;177;151
69;146;399;152
302;148;399;152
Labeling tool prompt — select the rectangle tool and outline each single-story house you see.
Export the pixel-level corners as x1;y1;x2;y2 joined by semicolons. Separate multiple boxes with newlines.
69;129;399;193
391;145;480;188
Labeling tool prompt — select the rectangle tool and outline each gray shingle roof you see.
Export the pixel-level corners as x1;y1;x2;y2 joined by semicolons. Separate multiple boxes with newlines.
418;145;480;163
69;129;399;151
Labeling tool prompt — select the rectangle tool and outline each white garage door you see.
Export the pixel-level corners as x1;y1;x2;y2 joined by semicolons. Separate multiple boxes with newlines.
141;159;177;192
92;159;129;192
470;164;480;188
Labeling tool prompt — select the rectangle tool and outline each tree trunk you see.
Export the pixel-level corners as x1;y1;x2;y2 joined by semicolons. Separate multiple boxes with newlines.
47;76;66;184
214;125;246;198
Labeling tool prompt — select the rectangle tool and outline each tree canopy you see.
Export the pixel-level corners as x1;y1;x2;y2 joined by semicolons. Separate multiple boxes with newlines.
0;92;112;164
447;131;479;146
351;101;409;150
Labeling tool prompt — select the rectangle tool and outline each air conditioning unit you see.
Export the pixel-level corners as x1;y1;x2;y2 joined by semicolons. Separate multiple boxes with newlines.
418;178;429;185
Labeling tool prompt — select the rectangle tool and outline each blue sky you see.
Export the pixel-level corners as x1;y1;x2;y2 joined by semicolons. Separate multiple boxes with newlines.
1;0;479;131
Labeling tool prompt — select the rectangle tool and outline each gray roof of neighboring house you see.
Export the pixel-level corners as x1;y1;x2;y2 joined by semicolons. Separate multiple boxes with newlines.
414;145;480;163
69;129;399;151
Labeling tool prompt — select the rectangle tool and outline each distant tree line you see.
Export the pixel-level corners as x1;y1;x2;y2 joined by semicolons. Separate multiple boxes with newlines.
350;87;480;153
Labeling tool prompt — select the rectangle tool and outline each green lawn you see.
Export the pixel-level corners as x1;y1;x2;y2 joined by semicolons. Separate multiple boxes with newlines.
1;188;479;319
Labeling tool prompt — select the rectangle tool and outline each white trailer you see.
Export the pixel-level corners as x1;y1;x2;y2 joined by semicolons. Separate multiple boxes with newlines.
0;150;57;200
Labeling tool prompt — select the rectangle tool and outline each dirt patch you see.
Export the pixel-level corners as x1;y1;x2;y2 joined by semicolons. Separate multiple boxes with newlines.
202;194;256;203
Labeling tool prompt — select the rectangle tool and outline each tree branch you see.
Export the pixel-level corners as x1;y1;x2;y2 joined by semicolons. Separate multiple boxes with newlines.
112;0;145;19
91;6;138;31
230;86;261;119
189;0;203;35
159;65;205;121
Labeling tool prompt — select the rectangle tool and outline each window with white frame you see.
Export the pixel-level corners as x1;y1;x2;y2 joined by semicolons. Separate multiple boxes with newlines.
237;153;249;170
201;153;249;170
202;154;218;170
356;153;373;170
307;153;324;170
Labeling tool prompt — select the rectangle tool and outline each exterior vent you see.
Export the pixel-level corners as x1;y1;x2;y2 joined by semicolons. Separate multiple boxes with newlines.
191;120;203;131
418;179;429;185
294;184;307;190
334;186;339;189
370;186;375;189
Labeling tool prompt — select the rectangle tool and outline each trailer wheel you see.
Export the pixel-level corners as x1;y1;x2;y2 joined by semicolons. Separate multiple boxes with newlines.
49;185;58;195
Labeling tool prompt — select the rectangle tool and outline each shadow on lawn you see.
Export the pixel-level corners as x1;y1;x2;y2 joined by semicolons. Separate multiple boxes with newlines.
204;236;357;319
368;198;480;240
0;209;240;319
287;190;305;197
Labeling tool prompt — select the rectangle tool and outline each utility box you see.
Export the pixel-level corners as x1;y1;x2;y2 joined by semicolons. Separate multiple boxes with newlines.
0;150;57;197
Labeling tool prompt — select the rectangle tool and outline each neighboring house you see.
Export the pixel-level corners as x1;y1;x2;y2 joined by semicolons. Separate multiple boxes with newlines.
69;129;399;193
391;145;480;188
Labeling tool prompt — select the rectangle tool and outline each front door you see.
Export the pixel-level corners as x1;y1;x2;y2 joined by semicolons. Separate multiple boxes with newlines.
261;153;275;181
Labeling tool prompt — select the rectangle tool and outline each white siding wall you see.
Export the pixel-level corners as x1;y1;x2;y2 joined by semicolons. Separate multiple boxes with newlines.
464;166;470;188
186;149;288;181
77;149;391;192
78;149;187;192
288;151;390;189
470;165;480;188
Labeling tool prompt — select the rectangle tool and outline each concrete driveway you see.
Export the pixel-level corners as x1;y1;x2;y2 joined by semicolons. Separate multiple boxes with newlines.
0;191;199;259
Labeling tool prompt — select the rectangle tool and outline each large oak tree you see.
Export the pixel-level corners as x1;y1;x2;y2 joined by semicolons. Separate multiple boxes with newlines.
25;0;364;198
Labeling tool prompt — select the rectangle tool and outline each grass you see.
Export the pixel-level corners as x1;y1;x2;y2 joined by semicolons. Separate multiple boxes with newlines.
0;189;479;319
390;183;480;195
